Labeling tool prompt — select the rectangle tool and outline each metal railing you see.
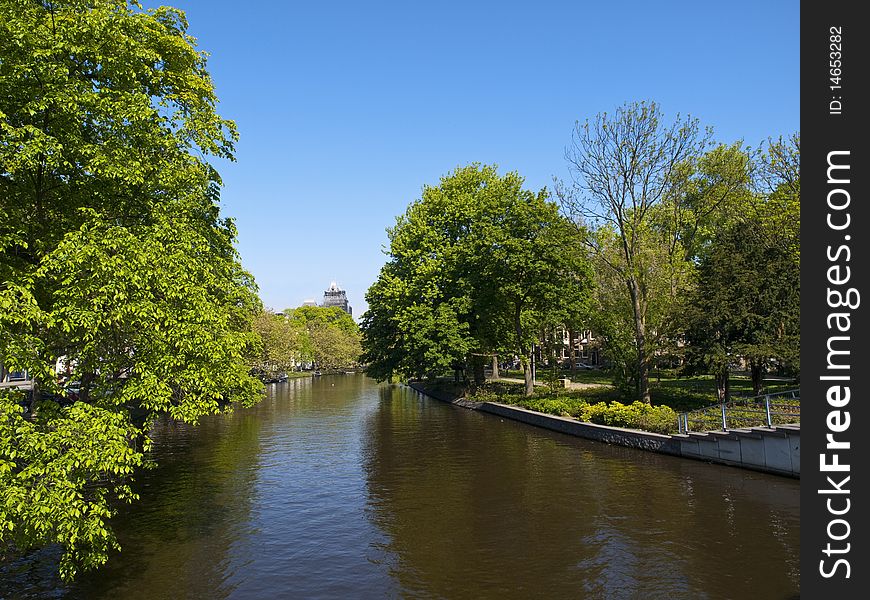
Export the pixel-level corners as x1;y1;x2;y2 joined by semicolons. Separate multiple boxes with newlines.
678;389;800;434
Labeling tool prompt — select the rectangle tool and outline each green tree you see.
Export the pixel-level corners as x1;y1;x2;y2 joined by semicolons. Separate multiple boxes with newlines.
362;164;592;396
308;321;363;370
683;135;800;398
683;200;800;398
741;134;800;392
559;101;709;402
0;0;260;578
361;267;472;382
251;310;306;378
285;305;362;370
287;304;359;335
480;193;591;396
664;142;757;264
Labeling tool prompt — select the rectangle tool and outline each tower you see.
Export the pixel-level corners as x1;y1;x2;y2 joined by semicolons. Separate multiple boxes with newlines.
322;281;352;316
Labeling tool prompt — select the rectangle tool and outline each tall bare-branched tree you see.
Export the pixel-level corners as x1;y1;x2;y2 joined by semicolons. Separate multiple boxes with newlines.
557;101;709;403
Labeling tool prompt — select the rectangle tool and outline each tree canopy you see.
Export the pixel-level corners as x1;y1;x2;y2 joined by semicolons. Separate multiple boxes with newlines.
284;305;362;370
558;100;710;402
251;309;307;378
362;164;592;395
682;135;800;398
557;102;799;403
1;0;260;578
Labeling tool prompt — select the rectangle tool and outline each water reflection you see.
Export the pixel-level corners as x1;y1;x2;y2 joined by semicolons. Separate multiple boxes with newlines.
2;376;798;599
363;384;799;599
70;394;266;599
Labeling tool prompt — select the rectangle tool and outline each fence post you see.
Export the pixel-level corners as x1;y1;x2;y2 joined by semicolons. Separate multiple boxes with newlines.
765;395;772;427
721;403;727;431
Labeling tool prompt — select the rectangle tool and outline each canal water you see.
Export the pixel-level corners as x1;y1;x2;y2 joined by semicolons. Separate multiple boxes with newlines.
6;375;799;599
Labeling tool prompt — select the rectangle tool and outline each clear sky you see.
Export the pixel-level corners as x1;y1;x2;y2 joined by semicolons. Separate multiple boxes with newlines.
153;0;799;317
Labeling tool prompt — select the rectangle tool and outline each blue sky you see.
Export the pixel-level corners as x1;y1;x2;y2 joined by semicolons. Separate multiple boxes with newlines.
156;0;799;317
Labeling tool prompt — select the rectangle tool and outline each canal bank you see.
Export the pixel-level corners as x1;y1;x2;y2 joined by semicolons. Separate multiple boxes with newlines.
407;381;800;478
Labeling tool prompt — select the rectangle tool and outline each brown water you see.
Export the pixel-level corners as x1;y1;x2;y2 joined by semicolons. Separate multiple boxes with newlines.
4;375;800;599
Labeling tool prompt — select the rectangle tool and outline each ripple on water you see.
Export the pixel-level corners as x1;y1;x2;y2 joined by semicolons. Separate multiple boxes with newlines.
3;375;798;599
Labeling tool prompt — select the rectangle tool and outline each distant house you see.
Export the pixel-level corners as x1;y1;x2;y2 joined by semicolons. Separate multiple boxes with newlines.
1;365;29;383
0;362;34;403
552;327;602;367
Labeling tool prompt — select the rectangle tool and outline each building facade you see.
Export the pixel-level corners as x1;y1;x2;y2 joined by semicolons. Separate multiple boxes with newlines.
552;327;602;367
322;281;352;317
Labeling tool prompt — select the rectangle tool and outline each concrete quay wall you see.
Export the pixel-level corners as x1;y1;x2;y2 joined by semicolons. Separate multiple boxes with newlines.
407;382;800;478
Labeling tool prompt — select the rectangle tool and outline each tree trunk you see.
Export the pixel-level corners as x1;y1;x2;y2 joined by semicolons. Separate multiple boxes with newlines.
471;354;486;389
521;355;534;397
78;371;95;404
716;369;731;403
513;302;534;397
628;280;651;403
569;328;576;373
28;380;39;414
491;355;499;379
750;360;765;396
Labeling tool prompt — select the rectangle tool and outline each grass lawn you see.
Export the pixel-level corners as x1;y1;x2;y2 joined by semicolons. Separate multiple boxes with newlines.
287;371;315;379
648;374;796;411
497;368;612;386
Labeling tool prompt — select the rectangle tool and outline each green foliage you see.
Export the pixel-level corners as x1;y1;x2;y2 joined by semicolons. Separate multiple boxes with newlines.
287;305;358;334
560;103;798;406
559;100;710;403
284;306;362;370
0;0;259;578
580;401;678;434
517;398;579;418
465;379;679;433
362;164;592;392
307;321;362;370
683;136;800;395
472;372;793;414
674;142;757;262
0;393;145;580
251;310;307;378
362;267;472;381
30;211;261;419
503;395;678;434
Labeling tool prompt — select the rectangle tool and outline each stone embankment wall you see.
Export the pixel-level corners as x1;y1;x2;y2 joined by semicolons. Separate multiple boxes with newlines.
407;382;800;478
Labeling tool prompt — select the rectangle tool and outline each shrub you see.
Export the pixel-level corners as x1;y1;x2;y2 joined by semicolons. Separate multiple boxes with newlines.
579;401;678;434
469;385;680;434
517;398;584;418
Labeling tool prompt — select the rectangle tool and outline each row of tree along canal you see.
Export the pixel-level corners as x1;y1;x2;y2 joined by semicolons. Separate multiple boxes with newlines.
361;105;799;407
1;0;797;584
